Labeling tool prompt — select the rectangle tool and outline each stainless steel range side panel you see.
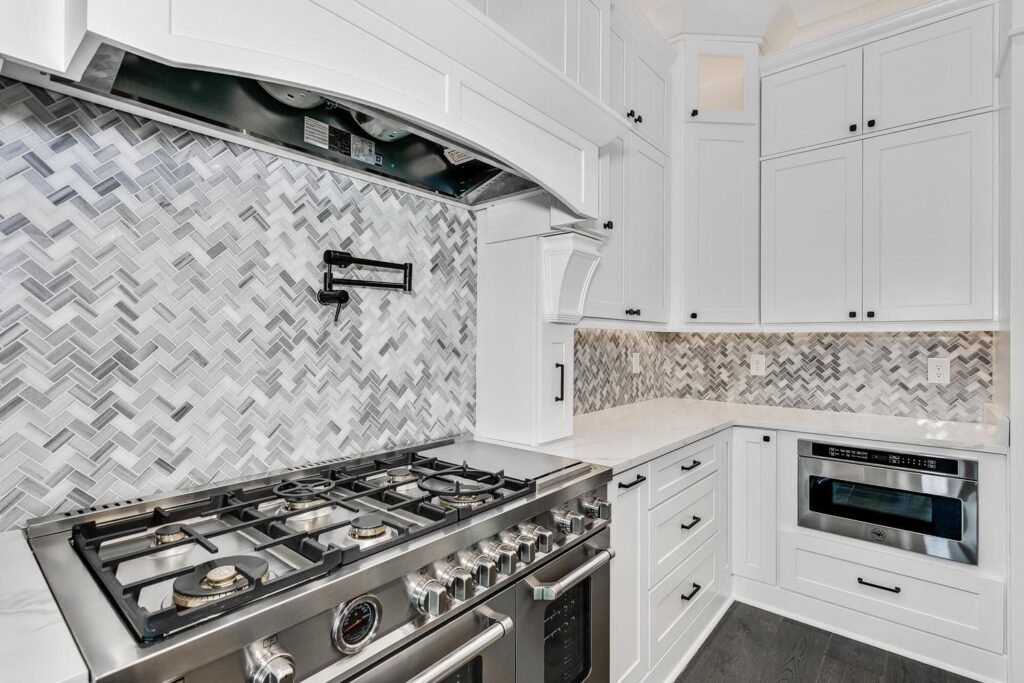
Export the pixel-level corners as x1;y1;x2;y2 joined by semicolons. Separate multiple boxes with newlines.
31;465;610;683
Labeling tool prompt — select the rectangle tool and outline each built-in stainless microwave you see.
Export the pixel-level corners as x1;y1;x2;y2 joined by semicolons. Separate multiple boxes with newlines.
797;440;978;565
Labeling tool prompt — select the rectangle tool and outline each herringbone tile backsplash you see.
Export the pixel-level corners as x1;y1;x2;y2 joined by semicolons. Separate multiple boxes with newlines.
575;329;992;422
0;79;476;531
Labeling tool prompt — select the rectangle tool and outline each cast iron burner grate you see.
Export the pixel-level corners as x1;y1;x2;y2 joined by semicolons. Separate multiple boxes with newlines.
70;444;535;642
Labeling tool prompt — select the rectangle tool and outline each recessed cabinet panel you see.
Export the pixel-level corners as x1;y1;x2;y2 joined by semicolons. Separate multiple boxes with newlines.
863;7;993;132
862;115;994;321
731;429;777;585
585;136;629;318
685;40;759;124
539;323;574;442
762;50;863;155
609;22;629;113
631;39;670;150
683;124;759;323
609;468;650;683
761;143;863;323
628;138;670;322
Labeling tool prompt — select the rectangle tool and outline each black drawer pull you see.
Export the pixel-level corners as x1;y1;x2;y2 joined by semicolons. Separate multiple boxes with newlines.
680;460;702;471
555;363;565;402
680;516;702;530
618;474;646;490
681;583;701;600
857;577;901;594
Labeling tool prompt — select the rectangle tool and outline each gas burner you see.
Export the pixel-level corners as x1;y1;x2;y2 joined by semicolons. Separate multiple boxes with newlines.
349;514;388;539
273;477;336;506
154;524;187;545
432;493;495;510
171;557;270;609
384;465;418;491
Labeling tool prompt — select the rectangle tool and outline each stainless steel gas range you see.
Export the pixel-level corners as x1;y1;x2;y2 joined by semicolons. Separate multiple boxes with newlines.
26;439;613;683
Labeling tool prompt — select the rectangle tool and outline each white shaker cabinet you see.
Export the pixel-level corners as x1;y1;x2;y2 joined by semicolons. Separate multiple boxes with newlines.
627;136;671;322
761;50;863;156
862;7;993;133
684;39;759;125
862;114;994;321
608;469;650;683
585;136;628;319
731;428;778;585
682;124;759;324
761;143;863;324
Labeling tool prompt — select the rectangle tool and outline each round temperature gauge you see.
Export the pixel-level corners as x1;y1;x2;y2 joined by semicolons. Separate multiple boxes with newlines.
333;594;383;654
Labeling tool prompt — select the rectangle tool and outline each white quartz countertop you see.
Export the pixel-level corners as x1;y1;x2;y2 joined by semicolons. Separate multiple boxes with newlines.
541;398;1009;474
0;530;87;683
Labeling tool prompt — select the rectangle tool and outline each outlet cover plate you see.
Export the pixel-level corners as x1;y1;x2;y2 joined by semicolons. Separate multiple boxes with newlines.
928;357;950;385
750;354;767;377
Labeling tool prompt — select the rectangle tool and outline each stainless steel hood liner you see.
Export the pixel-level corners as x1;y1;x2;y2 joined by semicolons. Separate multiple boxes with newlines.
67;47;538;203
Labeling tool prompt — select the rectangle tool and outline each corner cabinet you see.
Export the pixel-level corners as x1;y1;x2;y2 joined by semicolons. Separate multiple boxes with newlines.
585;134;670;322
682;123;759;324
731;428;777;585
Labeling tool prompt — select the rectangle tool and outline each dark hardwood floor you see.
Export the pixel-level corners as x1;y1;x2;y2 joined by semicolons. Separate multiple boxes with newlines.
676;602;977;683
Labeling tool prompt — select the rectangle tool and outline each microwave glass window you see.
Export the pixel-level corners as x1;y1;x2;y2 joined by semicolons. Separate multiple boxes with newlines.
544;578;592;683
439;655;482;683
809;476;963;541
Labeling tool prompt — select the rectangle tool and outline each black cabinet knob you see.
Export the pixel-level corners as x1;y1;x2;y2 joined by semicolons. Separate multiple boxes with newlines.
603;220;614;230
691;109;698;117
848;311;857;318
626;109;636;120
625;308;636;316
689;312;698;320
867;119;876;128
635;309;641;316
866;311;876;318
762;435;771;443
635;114;643;123
849;124;858;132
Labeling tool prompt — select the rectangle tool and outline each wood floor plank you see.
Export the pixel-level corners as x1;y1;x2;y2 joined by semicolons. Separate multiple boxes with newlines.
815;634;887;683
770;617;831;683
678;602;784;682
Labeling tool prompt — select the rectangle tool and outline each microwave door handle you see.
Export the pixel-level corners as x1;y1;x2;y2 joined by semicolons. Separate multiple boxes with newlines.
528;547;615;601
407;609;514;683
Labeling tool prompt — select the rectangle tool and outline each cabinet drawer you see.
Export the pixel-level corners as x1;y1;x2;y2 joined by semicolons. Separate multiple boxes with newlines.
780;531;1004;652
650;473;719;586
648;437;720;508
650;535;719;664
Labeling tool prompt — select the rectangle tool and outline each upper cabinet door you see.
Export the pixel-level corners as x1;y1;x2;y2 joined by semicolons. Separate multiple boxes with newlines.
630;37;671;150
628;137;670;322
761;143;863;323
683;124;759;323
863;8;994;133
862;114;994;321
685;39;759;124
585;135;630;319
609;21;630;113
575;0;612;101
762;50;863;156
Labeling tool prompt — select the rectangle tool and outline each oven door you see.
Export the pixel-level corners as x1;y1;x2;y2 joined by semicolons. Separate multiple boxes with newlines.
344;588;516;683
798;456;978;564
515;528;612;683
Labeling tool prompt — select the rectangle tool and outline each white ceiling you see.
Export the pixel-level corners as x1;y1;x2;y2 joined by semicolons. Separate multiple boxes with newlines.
635;0;930;47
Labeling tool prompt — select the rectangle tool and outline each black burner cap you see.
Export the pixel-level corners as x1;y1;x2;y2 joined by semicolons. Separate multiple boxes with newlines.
172;556;269;608
351;514;385;531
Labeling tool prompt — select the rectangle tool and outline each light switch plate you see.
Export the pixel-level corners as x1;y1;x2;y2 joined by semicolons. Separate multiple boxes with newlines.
631;352;641;375
928;357;950;384
750;353;767;377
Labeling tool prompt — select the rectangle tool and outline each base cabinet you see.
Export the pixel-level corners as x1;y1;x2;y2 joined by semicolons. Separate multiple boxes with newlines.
731;428;777;584
609;469;650;683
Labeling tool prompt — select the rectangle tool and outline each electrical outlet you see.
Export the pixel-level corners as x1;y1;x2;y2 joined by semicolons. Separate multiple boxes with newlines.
750;353;767;377
631;352;641;375
928;357;950;384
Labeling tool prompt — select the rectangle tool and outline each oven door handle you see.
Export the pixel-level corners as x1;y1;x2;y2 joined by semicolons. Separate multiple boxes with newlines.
407;608;514;683
528;547;615;601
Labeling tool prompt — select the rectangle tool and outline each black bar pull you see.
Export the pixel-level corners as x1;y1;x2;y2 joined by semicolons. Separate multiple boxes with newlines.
680;516;702;530
681;583;701;600
555;363;565;402
618;474;647;490
680;459;702;471
858;577;901;594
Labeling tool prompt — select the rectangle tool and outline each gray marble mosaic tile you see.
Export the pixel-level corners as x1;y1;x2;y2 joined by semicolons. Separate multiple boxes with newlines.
0;78;476;530
574;329;992;423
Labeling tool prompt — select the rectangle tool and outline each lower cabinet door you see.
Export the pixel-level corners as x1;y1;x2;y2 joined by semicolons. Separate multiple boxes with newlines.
731;428;777;584
609;468;650;683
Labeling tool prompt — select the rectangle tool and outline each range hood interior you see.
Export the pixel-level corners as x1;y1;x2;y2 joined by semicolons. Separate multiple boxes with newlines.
66;47;539;204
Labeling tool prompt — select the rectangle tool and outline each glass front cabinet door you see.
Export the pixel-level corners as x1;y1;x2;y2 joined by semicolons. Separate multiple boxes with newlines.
685;39;759;124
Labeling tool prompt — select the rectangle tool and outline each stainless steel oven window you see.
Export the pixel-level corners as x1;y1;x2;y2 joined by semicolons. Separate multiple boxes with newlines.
543;578;592;682
438;656;483;683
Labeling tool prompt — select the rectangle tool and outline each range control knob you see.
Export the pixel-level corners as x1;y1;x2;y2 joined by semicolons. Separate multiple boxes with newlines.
553;510;586;536
518;523;555;553
436;564;474;601
582;497;612;520
409;576;451;617
246;642;296;683
499;530;537;564
479;540;519;575
457;551;499;588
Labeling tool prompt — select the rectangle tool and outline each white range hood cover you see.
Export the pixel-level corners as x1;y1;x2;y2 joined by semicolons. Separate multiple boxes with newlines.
540;233;602;325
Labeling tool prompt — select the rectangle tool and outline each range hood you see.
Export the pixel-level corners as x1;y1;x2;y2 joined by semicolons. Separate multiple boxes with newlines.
64;46;538;204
